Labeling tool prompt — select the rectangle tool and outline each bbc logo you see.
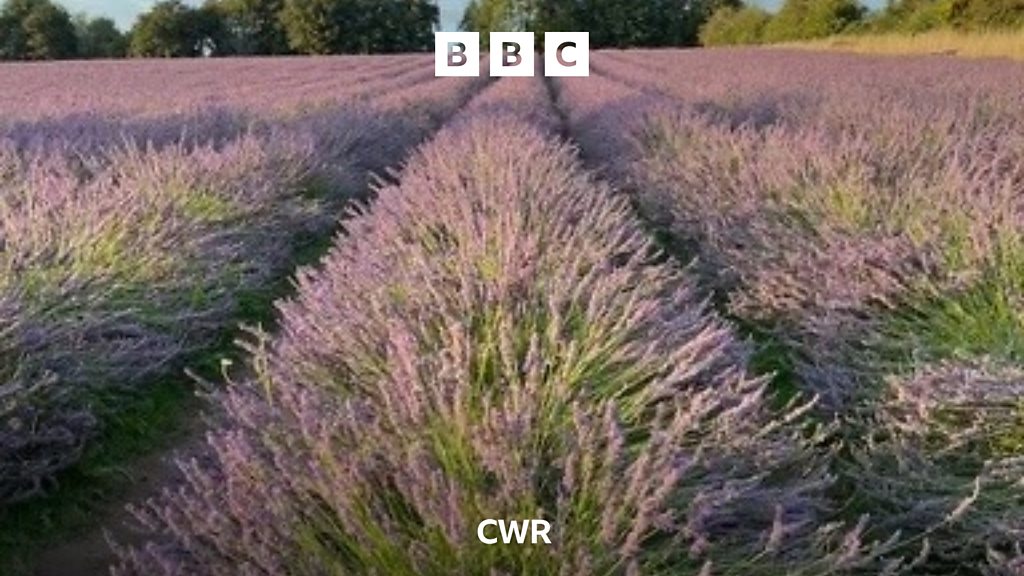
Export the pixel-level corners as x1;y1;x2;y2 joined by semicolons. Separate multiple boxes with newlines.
435;32;589;78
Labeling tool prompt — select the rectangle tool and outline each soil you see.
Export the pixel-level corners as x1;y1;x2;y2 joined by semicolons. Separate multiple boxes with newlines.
31;430;207;576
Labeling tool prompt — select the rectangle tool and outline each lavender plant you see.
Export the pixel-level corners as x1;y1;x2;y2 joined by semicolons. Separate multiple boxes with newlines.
458;60;560;133
556;50;1024;574
0;69;486;507
114;101;871;574
0;291;94;504
849;360;1024;572
0;55;434;121
0;126;321;506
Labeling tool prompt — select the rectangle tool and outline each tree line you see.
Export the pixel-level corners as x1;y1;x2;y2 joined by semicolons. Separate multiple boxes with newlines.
700;0;1024;46
460;0;740;47
0;0;438;60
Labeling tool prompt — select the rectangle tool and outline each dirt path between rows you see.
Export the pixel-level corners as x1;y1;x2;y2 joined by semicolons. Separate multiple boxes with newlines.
31;415;208;576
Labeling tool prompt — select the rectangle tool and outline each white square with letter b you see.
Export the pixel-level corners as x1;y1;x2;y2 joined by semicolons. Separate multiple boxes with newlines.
489;32;535;77
435;32;480;77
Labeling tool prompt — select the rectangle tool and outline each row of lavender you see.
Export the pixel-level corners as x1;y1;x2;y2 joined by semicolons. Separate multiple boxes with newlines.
111;75;893;574
0;58;484;506
0;54;434;120
556;49;1024;573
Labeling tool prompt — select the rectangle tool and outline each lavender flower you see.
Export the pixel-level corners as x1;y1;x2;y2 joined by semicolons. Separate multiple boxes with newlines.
0;59;487;506
555;49;1024;574
115;85;849;575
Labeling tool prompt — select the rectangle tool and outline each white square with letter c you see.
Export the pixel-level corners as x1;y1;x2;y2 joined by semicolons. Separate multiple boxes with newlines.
544;32;589;77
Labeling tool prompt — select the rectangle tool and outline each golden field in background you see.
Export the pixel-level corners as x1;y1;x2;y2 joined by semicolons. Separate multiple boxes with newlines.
784;28;1024;61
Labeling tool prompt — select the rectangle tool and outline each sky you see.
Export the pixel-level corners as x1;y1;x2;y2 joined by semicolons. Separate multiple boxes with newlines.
58;0;886;33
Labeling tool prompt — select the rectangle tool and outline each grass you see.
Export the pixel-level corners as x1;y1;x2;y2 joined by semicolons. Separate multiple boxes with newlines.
883;249;1024;367
0;212;341;576
176;187;240;223
783;28;1024;61
0;379;196;576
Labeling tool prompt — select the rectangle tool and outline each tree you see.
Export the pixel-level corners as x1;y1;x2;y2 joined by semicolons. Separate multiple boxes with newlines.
74;15;127;58
460;0;739;48
700;5;772;45
280;0;437;55
0;0;77;60
871;0;951;32
207;0;289;55
0;12;20;58
763;0;811;40
372;0;437;52
280;0;343;54
870;0;1023;32
803;0;864;36
949;0;1024;29
461;0;522;43
763;0;864;42
129;0;227;57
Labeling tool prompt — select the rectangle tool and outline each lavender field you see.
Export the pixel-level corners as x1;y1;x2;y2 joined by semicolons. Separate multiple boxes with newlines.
2;50;1024;575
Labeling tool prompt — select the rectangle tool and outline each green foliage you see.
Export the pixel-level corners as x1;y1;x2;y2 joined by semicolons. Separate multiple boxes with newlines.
871;0;952;32
764;0;866;42
0;377;196;576
871;0;1023;34
949;0;1024;29
903;0;953;31
0;0;77;60
0;12;21;57
279;0;437;55
461;0;742;48
700;5;772;45
700;0;1022;43
205;0;290;55
129;0;227;57
74;15;127;58
887;239;1024;366
4;0;440;59
461;0;522;42
0;182;342;576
